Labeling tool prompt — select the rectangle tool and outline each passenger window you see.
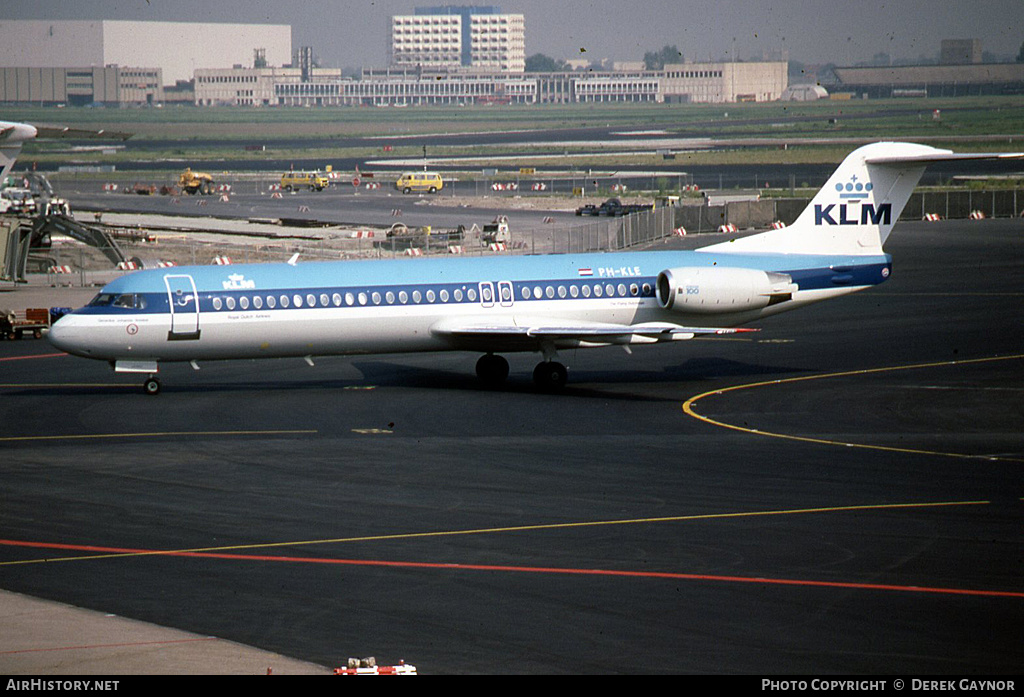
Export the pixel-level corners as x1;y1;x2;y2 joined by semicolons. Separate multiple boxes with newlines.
319;293;329;307
280;295;290;308
333;293;342;306
399;290;409;303
426;289;436;303
454;288;463;302
267;296;276;309
212;297;223;311
293;294;303;308
253;296;263;309
386;291;396;304
239;296;250;310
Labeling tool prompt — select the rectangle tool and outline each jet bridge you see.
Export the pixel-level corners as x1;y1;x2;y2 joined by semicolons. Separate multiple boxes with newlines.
32;213;126;268
1;172;126;281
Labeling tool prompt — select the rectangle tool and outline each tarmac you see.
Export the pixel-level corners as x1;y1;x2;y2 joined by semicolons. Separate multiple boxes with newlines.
1;281;99;315
0;590;330;675
2;281;332;676
3;220;1021;674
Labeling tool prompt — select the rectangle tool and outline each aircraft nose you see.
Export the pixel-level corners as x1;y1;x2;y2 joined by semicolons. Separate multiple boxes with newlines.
47;315;87;356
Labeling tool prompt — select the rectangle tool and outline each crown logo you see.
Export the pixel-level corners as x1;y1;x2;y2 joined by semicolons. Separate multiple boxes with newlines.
835;174;873;200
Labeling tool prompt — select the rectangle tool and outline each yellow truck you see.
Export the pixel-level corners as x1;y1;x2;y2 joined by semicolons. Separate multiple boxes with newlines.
178;168;216;195
395;171;443;194
281;171;330;191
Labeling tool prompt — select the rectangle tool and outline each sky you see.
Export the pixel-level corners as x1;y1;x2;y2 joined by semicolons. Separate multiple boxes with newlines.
1;0;1021;69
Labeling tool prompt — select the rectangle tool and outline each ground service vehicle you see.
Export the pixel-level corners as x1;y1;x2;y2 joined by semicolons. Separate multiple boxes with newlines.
281;171;329;191
178;169;216;195
396;171;444;194
575;198;653;217
374;223;466;251
1;308;49;340
481;216;511;245
1;187;36;214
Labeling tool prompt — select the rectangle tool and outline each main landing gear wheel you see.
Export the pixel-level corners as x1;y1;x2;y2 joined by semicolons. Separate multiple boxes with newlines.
532;361;568;391
476;353;509;386
143;377;161;395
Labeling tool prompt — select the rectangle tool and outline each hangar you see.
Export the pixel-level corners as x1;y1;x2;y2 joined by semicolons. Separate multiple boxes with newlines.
0;20;291;86
830;63;1024;98
0;66;163;107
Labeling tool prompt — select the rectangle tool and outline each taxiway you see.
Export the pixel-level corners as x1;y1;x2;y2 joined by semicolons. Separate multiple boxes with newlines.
0;219;1022;674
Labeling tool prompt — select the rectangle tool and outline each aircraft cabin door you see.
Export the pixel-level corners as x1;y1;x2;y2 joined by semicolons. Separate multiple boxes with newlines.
478;281;495;308
164;274;201;341
497;280;514;307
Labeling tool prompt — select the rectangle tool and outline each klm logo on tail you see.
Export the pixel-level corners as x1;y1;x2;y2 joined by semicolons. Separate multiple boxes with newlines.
815;174;891;226
815;203;892;226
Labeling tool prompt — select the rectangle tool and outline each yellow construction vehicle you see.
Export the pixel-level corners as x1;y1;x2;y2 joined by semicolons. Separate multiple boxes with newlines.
178;168;216;195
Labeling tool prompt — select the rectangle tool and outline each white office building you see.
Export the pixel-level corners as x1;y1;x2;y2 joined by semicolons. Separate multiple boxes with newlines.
389;6;525;73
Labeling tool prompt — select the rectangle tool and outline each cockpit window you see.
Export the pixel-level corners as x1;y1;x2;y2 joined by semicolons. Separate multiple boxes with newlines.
110;294;148;310
88;293;115;306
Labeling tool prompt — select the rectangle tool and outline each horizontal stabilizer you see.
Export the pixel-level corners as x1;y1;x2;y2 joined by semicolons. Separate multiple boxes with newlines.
34;126;133;141
864;151;1023;165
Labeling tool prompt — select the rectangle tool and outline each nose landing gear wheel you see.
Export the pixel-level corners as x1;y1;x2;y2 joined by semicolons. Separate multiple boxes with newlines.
143;377;161;395
532;361;568;391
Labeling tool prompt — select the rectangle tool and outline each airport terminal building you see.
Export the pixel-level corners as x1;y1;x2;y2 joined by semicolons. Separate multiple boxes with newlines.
0;17;786;107
268;61;788;107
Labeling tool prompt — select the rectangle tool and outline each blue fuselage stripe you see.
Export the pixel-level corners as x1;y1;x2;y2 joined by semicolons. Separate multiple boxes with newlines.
72;251;892;318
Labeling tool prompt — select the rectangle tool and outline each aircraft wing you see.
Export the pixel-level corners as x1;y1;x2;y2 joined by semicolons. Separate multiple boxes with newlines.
431;317;755;350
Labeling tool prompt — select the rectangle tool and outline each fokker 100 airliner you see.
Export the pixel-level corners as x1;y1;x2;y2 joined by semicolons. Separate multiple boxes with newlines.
40;139;1020;394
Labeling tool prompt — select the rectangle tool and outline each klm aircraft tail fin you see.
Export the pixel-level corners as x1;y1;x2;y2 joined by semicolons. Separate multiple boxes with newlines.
700;142;1023;256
